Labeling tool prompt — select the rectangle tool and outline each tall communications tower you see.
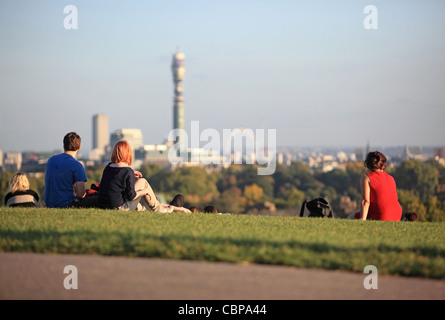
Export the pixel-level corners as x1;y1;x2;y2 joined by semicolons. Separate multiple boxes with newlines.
171;48;186;151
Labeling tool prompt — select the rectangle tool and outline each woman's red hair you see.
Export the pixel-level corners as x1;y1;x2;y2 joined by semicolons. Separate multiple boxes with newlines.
111;140;133;165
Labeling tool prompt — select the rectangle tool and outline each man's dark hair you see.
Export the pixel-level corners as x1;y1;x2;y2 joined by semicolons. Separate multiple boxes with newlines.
63;132;81;151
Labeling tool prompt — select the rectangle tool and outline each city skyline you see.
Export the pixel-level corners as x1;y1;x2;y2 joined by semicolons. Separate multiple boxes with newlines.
1;1;444;153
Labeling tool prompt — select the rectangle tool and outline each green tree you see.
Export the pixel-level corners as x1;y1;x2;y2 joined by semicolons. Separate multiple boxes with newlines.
424;159;445;184
244;184;264;206
214;186;245;214
397;189;427;221
86;164;105;185
345;162;365;199
139;164;173;193
425;196;445;222
393;160;439;201
282;186;305;208
228;165;274;198
286;161;323;191
315;168;350;195
169;166;219;199
28;175;45;204
0;172;14;206
216;173;237;193
272;161;324;202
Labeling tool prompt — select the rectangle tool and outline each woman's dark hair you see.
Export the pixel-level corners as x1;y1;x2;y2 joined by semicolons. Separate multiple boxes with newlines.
204;205;217;213
404;211;418;222
364;151;387;171
170;194;185;207
63;132;81;152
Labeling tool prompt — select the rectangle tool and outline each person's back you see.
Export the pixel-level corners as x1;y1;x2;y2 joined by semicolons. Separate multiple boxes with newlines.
44;132;87;208
5;172;42;208
98;163;136;209
45;153;86;207
366;171;402;221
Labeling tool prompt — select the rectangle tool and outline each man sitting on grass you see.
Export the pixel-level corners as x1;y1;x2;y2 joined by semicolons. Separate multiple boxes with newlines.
44;132;88;208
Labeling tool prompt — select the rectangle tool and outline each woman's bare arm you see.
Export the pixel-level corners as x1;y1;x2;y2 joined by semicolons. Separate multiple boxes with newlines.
360;174;371;220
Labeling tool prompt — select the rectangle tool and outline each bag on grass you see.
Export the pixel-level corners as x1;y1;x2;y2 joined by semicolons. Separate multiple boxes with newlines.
299;197;334;218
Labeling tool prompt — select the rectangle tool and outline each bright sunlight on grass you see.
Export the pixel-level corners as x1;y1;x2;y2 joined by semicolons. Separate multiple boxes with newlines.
1;207;444;279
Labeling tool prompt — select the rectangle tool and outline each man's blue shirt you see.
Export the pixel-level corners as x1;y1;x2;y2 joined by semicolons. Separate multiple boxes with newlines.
44;153;87;208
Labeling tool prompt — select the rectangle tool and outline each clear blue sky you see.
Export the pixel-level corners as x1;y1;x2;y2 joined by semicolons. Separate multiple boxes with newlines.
1;0;444;153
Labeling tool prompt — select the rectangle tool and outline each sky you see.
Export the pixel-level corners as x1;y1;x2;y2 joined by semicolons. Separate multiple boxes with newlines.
0;0;444;153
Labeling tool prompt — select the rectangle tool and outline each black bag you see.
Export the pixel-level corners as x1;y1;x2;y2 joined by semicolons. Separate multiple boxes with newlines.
299;197;334;218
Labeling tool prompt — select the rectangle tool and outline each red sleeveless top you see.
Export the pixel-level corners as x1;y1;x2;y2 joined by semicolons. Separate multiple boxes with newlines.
366;171;402;221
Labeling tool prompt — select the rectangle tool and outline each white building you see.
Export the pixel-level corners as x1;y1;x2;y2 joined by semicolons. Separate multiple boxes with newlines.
110;128;143;153
92;114;109;150
4;152;22;171
90;114;110;161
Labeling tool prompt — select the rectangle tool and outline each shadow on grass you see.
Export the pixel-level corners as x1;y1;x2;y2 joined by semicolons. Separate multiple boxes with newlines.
1;229;444;256
1;229;444;279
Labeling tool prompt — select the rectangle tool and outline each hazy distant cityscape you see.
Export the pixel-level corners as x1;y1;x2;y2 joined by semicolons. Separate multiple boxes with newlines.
1;49;444;175
0;48;445;176
0;46;445;175
1;133;444;176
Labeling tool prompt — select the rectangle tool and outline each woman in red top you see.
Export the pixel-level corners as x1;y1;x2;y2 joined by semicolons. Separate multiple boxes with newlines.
360;151;402;221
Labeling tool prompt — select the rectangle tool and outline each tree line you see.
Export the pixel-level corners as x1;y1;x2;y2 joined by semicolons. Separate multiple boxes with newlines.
1;159;444;221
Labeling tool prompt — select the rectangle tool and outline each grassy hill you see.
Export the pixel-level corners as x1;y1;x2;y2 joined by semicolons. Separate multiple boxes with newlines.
1;207;444;279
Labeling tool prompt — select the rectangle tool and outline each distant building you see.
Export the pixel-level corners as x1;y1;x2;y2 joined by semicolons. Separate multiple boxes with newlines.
4;152;22;171
355;148;364;161
434;147;445;166
92;114;109;150
135;144;171;168
110;128;143;154
89;148;106;162
411;146;422;155
434;147;445;159
0;149;3;169
337;151;348;163
20;151;45;172
402;145;410;161
90;114;109;161
277;153;284;165
349;153;357;162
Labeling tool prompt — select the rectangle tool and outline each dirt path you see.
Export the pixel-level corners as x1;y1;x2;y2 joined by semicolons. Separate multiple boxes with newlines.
1;252;444;300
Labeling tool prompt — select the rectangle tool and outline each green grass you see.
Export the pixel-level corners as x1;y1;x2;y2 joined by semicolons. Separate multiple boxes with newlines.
1;207;444;279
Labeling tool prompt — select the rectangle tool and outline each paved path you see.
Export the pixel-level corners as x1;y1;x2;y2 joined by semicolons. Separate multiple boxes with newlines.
1;252;444;300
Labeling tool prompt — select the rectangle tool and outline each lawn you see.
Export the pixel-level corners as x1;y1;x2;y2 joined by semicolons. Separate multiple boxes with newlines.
0;207;444;279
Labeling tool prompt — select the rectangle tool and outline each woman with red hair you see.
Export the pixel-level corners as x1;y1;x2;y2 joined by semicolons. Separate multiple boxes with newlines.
98;140;190;213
